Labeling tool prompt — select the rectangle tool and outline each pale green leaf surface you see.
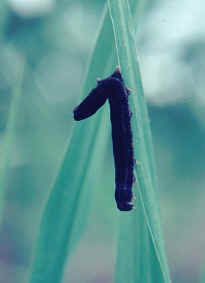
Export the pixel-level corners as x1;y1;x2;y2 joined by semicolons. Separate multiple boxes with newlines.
29;7;117;283
107;0;171;282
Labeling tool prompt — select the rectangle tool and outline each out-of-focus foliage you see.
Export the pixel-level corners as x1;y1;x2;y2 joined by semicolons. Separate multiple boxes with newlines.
0;0;205;283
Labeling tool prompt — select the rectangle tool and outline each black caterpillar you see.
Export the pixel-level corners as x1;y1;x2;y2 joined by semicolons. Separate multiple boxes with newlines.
73;67;134;211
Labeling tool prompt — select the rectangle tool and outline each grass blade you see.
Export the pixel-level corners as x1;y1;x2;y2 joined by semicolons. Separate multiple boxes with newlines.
107;0;171;282
29;7;116;283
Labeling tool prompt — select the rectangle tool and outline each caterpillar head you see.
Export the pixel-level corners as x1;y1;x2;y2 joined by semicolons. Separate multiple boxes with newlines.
115;187;134;211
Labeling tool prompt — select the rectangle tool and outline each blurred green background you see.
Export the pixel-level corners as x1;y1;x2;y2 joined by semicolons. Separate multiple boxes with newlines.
0;0;205;282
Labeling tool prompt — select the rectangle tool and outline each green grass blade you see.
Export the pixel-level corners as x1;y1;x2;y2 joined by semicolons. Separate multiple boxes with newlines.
107;0;171;282
29;7;116;283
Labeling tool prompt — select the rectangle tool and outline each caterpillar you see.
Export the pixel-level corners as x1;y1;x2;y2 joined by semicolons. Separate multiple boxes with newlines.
73;67;134;211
